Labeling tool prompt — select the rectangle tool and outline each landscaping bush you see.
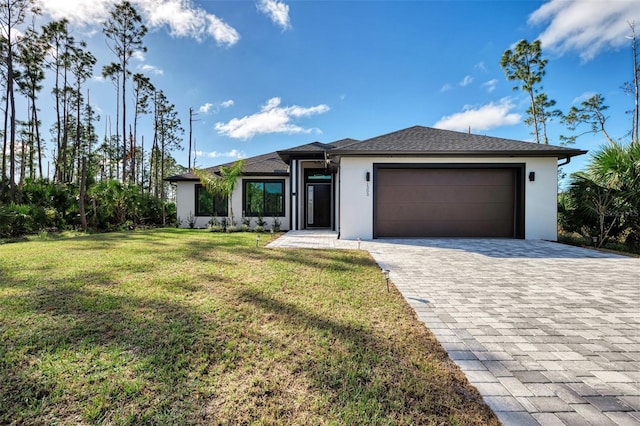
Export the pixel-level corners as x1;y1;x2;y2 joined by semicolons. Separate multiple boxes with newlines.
1;179;172;238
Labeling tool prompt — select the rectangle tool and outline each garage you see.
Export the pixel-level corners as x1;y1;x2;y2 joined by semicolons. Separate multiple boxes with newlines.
374;166;524;238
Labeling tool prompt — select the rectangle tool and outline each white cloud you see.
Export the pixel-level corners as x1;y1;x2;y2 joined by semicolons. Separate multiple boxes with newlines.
139;64;163;75
257;0;291;30
459;75;474;87
199;149;246;159
482;79;498;93
132;50;145;61
215;97;330;140
36;0;240;46
199;103;213;114
440;83;453;93
572;91;598;105
433;98;522;132
529;0;640;61
199;100;234;114
474;62;488;72
204;14;240;46
34;0;113;25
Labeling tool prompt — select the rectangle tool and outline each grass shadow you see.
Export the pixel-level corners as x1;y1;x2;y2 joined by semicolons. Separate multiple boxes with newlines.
237;288;498;425
1;276;233;424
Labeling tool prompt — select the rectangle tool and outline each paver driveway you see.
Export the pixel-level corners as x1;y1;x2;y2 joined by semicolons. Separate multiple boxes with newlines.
366;239;640;426
270;233;640;425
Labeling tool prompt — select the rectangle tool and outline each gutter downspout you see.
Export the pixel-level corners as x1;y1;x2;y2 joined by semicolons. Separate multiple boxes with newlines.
557;156;571;167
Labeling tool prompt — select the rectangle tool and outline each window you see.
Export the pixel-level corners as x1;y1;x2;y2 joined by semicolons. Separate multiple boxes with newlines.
195;185;228;216
243;180;285;216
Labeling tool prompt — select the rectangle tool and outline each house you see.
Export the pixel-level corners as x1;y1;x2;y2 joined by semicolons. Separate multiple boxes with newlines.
166;125;586;240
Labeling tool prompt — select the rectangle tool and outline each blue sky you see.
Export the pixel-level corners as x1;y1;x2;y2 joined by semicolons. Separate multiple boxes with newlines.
36;0;640;182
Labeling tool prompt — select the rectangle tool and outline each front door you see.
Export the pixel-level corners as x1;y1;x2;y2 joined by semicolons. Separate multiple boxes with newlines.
307;183;331;228
305;170;332;229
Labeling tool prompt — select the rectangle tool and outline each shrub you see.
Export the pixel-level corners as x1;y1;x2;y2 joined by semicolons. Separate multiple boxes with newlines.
272;217;281;232
186;212;196;229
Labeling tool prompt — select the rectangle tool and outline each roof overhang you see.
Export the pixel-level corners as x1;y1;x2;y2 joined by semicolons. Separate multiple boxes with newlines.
333;149;588;158
276;151;327;164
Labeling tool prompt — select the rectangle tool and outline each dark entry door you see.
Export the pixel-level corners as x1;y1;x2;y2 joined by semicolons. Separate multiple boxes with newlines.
306;183;331;228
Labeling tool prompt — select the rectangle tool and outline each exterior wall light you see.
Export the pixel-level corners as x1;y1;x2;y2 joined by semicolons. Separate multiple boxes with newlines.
529;171;535;182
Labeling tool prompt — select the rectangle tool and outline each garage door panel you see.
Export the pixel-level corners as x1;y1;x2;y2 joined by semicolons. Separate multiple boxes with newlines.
376;219;513;238
378;186;512;205
380;169;513;186
375;168;517;238
378;202;513;222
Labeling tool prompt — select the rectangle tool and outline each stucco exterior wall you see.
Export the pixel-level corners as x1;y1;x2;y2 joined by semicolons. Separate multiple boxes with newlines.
174;177;290;230
338;156;559;241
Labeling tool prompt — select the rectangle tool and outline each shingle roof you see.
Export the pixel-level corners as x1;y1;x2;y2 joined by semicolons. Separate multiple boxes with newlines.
334;126;586;157
165;151;288;181
276;138;361;162
166;126;586;182
329;138;360;149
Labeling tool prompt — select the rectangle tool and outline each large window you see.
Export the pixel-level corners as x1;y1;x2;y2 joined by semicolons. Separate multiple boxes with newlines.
195;185;228;216
243;180;285;217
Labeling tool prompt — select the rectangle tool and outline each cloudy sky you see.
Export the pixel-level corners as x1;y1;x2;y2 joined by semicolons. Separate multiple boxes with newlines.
33;0;640;179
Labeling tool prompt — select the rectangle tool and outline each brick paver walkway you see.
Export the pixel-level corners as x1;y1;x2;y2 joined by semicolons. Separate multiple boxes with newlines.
268;233;640;426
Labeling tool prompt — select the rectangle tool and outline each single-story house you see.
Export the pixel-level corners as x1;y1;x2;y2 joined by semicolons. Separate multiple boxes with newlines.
166;125;586;240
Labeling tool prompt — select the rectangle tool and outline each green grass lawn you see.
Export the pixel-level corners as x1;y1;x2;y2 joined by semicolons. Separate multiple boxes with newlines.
0;229;499;425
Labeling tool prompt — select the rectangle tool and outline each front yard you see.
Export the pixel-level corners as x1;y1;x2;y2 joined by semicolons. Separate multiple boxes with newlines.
0;229;498;425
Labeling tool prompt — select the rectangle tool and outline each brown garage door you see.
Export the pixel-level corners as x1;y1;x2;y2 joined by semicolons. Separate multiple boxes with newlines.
375;168;516;238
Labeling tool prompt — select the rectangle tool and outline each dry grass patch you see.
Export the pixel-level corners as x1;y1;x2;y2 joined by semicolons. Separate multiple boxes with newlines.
0;229;499;425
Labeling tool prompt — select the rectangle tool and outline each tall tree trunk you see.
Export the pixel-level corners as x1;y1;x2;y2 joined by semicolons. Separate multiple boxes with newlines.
160;131;165;225
2;81;8;198
140;135;144;191
18;130;26;201
122;61;127;182
35;111;42;179
129;126;134;185
79;156;87;231
53;45;62;182
74;83;82;184
28;106;34;181
528;91;541;144
8;55;16;201
153;136;159;197
632;23;639;143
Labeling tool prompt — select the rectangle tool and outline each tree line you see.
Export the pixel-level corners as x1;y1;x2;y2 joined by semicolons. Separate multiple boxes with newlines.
1;0;185;237
500;27;640;253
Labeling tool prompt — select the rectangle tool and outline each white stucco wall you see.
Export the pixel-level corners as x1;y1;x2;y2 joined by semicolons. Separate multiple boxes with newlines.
338;156;559;241
174;177;290;230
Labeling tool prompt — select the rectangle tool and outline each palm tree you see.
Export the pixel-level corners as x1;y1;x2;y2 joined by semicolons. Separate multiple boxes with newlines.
589;142;640;241
565;142;640;248
194;160;245;226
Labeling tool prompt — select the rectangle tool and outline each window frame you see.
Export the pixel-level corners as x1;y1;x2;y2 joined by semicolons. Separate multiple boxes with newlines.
242;179;286;217
195;184;228;217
